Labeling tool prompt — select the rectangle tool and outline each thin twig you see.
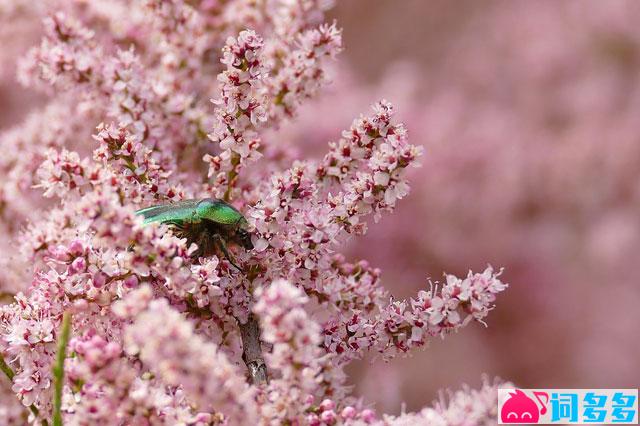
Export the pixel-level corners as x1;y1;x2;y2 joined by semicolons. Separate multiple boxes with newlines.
238;314;268;385
0;352;15;380
1;351;48;425
52;311;72;426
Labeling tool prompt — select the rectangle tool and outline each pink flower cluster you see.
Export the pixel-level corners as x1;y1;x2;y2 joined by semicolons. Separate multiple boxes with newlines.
382;378;507;425
204;30;269;197
254;280;325;422
323;267;507;361
0;1;509;425
122;292;258;424
279;1;640;402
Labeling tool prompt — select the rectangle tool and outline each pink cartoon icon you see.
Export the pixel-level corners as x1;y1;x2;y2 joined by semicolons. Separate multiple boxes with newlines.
501;389;548;423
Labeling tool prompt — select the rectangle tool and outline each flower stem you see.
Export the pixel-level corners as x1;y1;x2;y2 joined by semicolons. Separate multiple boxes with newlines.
52;311;72;426
0;352;15;380
1;351;48;425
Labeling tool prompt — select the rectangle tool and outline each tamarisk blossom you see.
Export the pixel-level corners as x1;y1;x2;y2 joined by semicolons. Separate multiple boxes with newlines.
35;149;92;199
255;280;324;422
18;12;99;92
382;379;509;426
204;30;269;199
142;0;210;82
322;267;507;361
255;279;382;425
204;22;343;199
0;2;510;425
20;11;205;160
279;1;640;400
121;291;257;424
266;22;343;121
0;100;93;220
62;310;227;424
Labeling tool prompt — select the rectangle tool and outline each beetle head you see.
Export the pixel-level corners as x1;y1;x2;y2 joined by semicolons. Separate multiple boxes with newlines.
235;227;254;250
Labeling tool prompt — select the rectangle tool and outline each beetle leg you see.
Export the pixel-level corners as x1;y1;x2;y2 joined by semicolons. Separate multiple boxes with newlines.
212;234;242;272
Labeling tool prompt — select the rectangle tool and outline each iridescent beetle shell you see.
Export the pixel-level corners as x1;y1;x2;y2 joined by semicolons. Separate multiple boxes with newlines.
136;198;253;269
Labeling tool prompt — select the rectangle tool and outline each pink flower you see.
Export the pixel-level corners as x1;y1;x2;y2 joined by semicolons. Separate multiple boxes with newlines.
123;297;257;422
204;29;269;199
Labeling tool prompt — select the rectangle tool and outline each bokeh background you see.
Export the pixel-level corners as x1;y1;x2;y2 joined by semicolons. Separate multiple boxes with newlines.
2;0;639;416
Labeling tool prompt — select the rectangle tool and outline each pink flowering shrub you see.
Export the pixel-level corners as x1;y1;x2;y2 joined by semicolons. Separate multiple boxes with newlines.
0;1;509;425
288;0;640;408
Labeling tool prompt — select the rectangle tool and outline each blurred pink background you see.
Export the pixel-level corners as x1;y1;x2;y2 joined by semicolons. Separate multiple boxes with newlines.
2;0;639;416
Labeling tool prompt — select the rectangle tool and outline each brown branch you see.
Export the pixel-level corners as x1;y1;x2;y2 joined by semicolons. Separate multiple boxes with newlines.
238;314;268;385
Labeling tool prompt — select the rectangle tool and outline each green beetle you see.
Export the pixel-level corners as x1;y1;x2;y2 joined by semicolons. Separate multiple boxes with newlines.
136;198;254;271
